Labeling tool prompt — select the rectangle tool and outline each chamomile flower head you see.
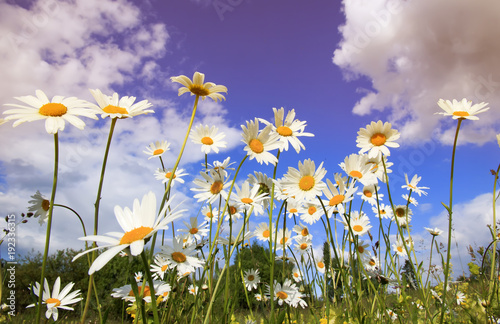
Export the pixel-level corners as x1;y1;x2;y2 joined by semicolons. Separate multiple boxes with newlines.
291;267;303;282
364;255;380;272
292;222;312;240
254;222;273;242
322;178;357;216
111;280;164;303
260;107;314;153
424;227;443;236
392;238;407;257
355;240;371;261
154;168;187;187
268;279;302;307
150;255;170;280
218;231;253;246
392;205;413;226
191;171;229;204
316;258;326;274
170;71;227;102
26;277;82;321
436;98;489;120
206;157;235;178
294;236;312;255
156;283;172;302
280;159;327;202
231;181;269;216
340;153;378;186
27;190;51;225
244;269;261;291
372;203;393;219
134;272;143;282
366;155;393;183
190;124;227;154
356;121;400;158
160;236;205;275
178;216;209;241
201;205;218;223
402;174;429;196
298;201;323;225
339;211;372;237
144;140;170;159
456;291;466;305
357;184;382;206
3;90;97;134
402;194;418;206
224;203;243;223
242;118;283;165
188;284;199;296
73;192;185;274
248;171;276;210
275;228;293;250
89;89;153;119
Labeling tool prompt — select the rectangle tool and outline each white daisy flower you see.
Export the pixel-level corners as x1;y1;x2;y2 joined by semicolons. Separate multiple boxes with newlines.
144;140;170;159
402;194;418;206
322;178;357;216
268;279;302;307
285;198;301;218
134;272;143;282
366;155;393;183
340;153;378;186
372;203;393;219
205;157;235;178
316;258;326;274
178;216;209;241
72;192;185;274
154;168;187;187
156;283;172;302
191;171;229;204
354;240;370;261
243;269;261;291
89;89;153;119
294;236;312;255
364;255;380;272
231;181;269;216
292;222;312;240
170;71;227;102
291;267;303;282
275;228;293;251
424;227;443;236
111;280;164;303
26;277;82;321
150;255;170;280
339;211;372;237
254;222;273;242
298;201;323;225
356;121;400;158
201;205;218;223
436;98;489;120
248;171;276;210
160;236;205;275
280;159;327;202
241;118;283;165
260;107;314;153
392;238;407;257
217;232;253;246
357;184;382;206
27;191;50;225
456;291;466;305
402;174;429;196
3;90;97;134
392;205;413;226
190;124;227;154
224;203;243;223
188;284;199;296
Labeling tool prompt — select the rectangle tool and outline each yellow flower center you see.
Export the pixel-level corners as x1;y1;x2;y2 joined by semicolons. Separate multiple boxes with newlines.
329;195;345;206
41;199;50;211
229;206;237;215
397;246;403;253
247;275;255;281
395;207;405;217
370;133;386;146
164;172;176;179
349;170;363;179
205;212;213;218
39;103;67;117
301;228;309;236
358;246;365;253
119;226;154;245
369;260;376;266
276;291;288;300
128;285;151;297
352;225;363;233
103;105;128;115
289;208;298;213
280;237;288;244
46;298;61;307
363;190;373;198
190;228;199;235
308;206;317;215
262;230;270;238
299;175;315;191
153;149;164;155
276;126;293;136
210;181;223;194
452;111;470;117
171;252;187;263
189;84;210;96
249;139;264;153
161;265;168;272
300;243;308;250
241;197;253;204
380;209;386;214
201;137;214;145
317;261;325;269
293;272;299;278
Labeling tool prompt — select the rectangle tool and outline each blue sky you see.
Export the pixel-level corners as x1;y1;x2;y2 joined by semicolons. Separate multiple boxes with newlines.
0;0;499;277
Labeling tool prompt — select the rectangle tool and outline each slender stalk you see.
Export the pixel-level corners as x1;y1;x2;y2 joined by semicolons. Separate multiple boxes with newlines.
440;118;463;323
488;163;500;303
35;133;59;324
81;117;117;324
141;251;159;324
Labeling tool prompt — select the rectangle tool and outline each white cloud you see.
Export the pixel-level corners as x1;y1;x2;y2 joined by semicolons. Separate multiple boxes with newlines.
333;0;500;146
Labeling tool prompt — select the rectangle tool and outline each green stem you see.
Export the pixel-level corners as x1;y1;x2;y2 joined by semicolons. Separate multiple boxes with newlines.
35;133;59;324
440;118;463;323
141;251;159;324
81;117;117;324
488;163;500;303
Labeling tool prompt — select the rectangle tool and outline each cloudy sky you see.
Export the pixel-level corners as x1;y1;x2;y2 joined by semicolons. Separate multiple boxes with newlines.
0;0;499;278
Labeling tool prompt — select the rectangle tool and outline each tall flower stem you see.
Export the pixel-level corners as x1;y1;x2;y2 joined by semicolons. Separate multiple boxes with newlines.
488;162;500;303
35;133;59;324
141;251;160;324
81;117;117;324
440;118;463;323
